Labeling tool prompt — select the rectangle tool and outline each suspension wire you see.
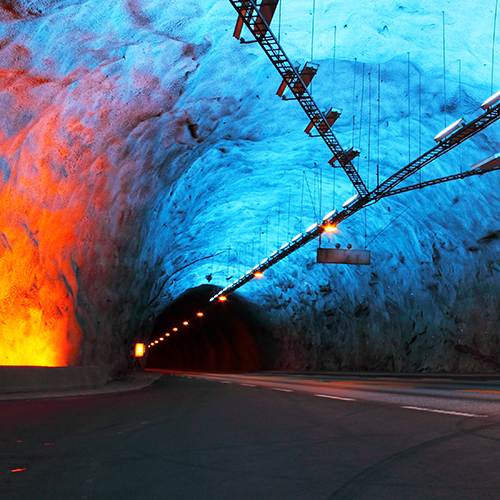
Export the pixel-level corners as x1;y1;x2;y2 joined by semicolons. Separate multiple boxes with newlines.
311;0;315;61
492;0;499;94
319;167;323;247
300;173;305;228
407;52;411;165
459;59;462;173
265;216;269;253
364;207;367;249
319;166;323;219
366;206;411;248
310;0;316;95
442;11;447;128
358;63;365;150
332;26;337;98
333;165;336;209
377;63;381;187
287;187;291;239
368;71;372;191
277;205;281;248
419;71;422;184
278;0;282;43
303;170;317;221
352;58;357;148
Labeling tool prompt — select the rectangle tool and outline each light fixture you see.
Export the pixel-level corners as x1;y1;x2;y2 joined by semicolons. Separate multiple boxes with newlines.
173;327;178;332
183;321;189;326
197;312;204;317
280;242;289;250
292;233;302;242
219;296;228;302
166;333;170;337
160;337;164;341
322;209;337;221
434;118;464;142
323;224;338;233
481;89;500;109
154;340;159;344
254;271;264;278
342;193;360;209
306;222;318;233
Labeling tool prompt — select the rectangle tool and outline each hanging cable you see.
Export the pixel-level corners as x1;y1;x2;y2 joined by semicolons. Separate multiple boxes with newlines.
278;0;282;43
442;11;447;128
333;164;336;209
332;26;337;98
358;63;365;150
377;63;381;187
303;170;318;221
352;58;357;148
368;71;372;191
419;71;422;184
407;52;411;166
492;0;499;94
277;205;281;248
311;0;316;61
310;0;316;95
287;187;291;240
459;59;462;173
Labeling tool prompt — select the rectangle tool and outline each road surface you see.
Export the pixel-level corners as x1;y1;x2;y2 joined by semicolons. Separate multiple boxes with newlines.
2;371;500;499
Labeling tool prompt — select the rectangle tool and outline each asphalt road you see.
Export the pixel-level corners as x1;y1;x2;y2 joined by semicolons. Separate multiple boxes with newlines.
2;371;500;499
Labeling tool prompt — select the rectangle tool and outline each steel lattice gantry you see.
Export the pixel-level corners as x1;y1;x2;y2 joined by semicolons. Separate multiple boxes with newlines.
228;0;369;197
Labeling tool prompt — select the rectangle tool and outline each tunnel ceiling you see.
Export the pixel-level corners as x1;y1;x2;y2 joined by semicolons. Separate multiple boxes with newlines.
2;0;500;373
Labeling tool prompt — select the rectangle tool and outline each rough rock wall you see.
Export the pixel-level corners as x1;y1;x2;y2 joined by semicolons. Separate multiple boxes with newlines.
2;0;500;372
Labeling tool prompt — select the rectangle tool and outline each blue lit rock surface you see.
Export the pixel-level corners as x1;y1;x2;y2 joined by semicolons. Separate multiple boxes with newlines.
1;0;500;371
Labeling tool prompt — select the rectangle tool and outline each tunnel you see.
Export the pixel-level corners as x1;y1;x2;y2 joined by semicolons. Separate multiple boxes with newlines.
146;285;276;372
2;0;500;375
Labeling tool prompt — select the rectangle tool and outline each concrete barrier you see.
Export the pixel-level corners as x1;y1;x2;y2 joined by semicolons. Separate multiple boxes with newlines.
0;366;111;395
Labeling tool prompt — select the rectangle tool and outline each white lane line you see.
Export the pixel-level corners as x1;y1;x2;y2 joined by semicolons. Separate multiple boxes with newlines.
271;387;293;392
402;406;488;418
315;394;356;401
241;384;257;387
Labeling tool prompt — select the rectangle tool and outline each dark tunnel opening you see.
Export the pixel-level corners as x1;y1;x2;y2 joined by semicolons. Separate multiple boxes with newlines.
146;285;277;372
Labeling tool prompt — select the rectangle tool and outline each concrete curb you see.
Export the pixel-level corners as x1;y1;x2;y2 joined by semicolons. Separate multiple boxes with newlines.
0;368;163;401
0;366;111;394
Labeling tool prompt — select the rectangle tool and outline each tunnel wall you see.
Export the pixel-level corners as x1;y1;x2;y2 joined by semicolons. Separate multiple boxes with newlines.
1;0;500;373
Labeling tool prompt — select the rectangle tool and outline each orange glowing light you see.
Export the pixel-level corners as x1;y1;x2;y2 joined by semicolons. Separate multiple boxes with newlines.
166;333;170;337
323;224;338;233
11;469;26;473
159;337;164;341
173;328;178;332
154;340;159;344
183;321;189;326
254;271;264;278
219;296;227;302
197;312;204;317
134;343;146;357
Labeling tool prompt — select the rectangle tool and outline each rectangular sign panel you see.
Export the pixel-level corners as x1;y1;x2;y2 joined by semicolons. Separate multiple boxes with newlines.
317;248;371;265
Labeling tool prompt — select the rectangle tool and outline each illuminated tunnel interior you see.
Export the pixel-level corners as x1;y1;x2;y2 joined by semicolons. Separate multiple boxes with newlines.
2;1;500;374
147;286;276;372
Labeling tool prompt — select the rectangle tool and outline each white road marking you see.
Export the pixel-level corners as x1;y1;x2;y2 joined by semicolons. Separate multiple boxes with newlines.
314;394;356;401
271;387;293;392
220;381;232;384
241;384;257;387
402;406;488;418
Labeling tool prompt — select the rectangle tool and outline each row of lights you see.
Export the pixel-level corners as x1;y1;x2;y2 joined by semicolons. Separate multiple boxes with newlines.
147;313;206;349
210;212;340;303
